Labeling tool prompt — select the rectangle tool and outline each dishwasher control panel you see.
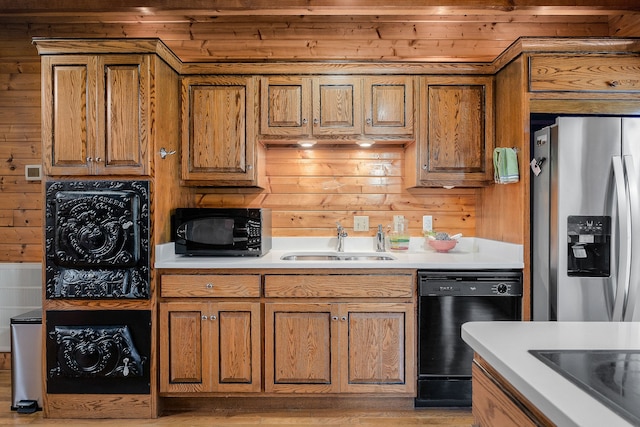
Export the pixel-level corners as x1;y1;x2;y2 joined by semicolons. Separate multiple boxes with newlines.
418;270;523;297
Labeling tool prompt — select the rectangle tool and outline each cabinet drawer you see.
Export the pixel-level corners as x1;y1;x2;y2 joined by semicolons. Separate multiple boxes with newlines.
529;55;640;92
264;274;414;298
161;274;261;297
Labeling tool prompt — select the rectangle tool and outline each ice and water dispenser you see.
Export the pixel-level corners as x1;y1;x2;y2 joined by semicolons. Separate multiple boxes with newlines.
567;215;611;277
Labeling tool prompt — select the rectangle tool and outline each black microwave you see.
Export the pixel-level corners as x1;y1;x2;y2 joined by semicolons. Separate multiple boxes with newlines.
172;208;271;256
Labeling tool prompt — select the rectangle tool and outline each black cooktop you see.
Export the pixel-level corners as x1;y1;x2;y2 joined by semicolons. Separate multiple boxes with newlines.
529;350;640;426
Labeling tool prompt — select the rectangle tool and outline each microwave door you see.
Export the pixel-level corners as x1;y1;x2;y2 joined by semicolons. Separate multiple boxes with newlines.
181;218;235;246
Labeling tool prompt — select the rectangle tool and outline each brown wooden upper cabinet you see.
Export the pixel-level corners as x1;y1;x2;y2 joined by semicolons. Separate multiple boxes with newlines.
41;55;151;176
364;76;414;137
406;75;494;187
529;55;640;92
260;76;413;140
181;75;264;186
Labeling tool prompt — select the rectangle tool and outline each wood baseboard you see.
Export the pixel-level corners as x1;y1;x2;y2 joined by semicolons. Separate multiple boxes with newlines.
46;394;155;418
0;352;10;370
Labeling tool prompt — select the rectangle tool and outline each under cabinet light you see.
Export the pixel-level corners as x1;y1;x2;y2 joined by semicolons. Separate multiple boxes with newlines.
356;140;376;148
298;139;317;148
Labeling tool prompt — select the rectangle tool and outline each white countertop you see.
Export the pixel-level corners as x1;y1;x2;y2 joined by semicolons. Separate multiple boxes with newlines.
154;237;524;269
462;321;640;427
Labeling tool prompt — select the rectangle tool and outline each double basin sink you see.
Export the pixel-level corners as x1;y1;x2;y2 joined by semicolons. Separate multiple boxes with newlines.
280;251;397;261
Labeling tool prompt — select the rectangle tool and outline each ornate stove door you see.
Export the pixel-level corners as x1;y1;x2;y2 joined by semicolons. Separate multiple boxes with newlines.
45;180;150;299
46;310;151;394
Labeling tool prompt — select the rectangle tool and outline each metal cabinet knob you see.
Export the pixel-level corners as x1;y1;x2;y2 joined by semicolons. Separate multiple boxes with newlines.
302;118;308;124
313;118;319;125
210;315;217;321
201;315;208;320
366;118;372;125
205;283;213;289
341;316;347;321
86;157;93;162
159;147;176;159
95;157;102;162
332;316;339;321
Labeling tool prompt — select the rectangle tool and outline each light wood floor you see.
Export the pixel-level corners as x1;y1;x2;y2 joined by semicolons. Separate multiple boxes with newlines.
0;370;474;426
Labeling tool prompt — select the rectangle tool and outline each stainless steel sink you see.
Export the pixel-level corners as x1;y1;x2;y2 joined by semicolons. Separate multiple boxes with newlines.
280;252;396;261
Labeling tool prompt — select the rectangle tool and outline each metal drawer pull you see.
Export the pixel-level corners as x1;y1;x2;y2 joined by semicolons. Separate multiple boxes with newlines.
205;283;213;289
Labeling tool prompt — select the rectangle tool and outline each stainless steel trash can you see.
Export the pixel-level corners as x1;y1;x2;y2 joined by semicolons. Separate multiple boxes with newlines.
10;309;42;413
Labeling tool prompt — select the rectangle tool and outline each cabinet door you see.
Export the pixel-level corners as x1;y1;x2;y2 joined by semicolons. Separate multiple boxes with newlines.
181;76;257;183
260;76;311;136
94;55;150;175
41;56;96;176
213;302;261;392
364;76;414;136
264;302;339;393
418;76;494;186
340;303;415;394
529;55;640;93
159;302;212;393
312;76;362;135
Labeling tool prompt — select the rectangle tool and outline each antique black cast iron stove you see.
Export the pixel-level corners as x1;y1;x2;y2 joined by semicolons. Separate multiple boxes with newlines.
45;180;150;299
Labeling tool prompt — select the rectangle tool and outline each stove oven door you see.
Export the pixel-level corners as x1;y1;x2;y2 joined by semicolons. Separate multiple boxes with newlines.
45;180;150;299
46;310;151;394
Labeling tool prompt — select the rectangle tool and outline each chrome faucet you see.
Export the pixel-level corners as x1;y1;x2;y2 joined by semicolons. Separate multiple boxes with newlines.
375;224;386;252
336;222;348;252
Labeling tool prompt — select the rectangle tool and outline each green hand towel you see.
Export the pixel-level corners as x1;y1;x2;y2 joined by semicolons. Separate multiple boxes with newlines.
493;147;519;184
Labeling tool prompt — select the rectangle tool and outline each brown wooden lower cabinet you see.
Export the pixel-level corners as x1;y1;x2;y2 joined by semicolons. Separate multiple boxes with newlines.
472;357;554;427
264;302;414;394
158;270;416;399
159;301;261;393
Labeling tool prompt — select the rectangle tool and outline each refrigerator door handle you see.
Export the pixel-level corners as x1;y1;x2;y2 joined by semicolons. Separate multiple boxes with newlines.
612;156;630;321
623;156;640;321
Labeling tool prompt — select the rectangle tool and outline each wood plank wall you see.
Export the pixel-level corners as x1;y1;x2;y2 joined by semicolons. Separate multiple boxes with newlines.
197;147;477;238
0;36;42;262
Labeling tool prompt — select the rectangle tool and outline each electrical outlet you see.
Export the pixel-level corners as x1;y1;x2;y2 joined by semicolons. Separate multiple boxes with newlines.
422;215;433;232
353;215;369;232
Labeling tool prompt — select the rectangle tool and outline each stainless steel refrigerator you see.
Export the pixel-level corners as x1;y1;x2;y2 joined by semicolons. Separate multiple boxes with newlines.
532;116;640;321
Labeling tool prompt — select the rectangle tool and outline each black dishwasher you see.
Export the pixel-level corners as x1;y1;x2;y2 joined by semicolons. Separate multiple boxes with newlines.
416;269;522;407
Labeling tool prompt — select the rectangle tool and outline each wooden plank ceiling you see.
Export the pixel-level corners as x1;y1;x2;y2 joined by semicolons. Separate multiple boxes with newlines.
1;0;640;62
